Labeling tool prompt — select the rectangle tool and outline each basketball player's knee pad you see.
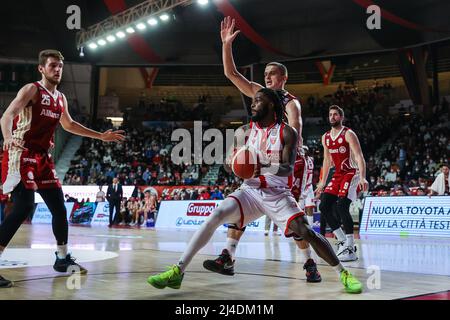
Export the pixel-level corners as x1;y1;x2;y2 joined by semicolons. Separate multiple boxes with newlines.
228;224;246;232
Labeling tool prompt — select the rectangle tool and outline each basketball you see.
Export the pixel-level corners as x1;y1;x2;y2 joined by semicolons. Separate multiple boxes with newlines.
231;147;258;179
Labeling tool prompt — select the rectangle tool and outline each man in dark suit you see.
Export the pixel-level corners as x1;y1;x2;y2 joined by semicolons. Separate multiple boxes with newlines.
106;177;123;227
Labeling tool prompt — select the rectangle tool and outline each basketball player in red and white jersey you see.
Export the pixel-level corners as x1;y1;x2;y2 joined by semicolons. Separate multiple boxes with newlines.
202;16;321;283
0;50;125;288
298;146;316;222
315;105;368;262
148;89;362;294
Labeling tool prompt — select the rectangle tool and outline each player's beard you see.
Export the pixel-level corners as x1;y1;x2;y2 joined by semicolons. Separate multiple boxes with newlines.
251;106;269;122
44;73;61;86
329;119;341;127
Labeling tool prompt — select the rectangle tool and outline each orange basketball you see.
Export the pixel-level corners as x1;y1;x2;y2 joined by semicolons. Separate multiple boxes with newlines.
231;147;258;179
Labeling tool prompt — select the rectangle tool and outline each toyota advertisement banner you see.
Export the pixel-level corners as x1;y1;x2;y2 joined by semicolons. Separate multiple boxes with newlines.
360;196;450;238
156;200;266;231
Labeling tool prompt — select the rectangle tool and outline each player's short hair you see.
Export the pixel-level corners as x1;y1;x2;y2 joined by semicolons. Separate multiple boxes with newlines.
266;62;288;77
39;49;64;66
329;105;344;117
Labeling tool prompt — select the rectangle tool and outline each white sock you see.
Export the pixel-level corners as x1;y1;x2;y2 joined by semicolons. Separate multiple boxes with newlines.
333;263;345;276
177;208;240;273
306;215;314;226
226;238;239;259
301;247;312;261
57;245;68;259
345;234;354;248
333;228;346;242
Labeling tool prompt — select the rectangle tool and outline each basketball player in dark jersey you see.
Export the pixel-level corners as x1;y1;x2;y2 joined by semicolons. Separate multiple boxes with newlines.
0;50;125;288
202;16;321;283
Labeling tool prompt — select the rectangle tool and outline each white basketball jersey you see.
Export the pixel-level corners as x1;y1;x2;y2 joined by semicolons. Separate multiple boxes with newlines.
304;156;314;189
242;121;293;189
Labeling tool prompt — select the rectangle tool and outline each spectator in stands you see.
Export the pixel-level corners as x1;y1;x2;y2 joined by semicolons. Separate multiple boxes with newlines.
416;187;426;196
190;188;199;200
142;191;157;227
118;198;130;226
199;188;211;200
210;187;224;200
132;185;145;201
429;164;449;196
96;185;106;203
64;194;77;202
185;175;194;185
129;198;141;226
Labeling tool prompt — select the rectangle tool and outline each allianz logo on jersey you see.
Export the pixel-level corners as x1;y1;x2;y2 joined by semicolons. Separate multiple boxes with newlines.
329;146;347;154
40;108;60;119
176;217;205;227
186;202;219;216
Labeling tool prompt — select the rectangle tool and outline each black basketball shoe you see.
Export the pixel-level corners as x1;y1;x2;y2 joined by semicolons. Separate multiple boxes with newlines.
53;252;88;274
0;275;13;288
203;249;235;276
303;259;322;283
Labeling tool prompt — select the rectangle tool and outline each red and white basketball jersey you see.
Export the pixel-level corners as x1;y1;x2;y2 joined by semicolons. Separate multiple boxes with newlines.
13;81;64;152
304;155;314;189
243;121;293;189
324;126;358;174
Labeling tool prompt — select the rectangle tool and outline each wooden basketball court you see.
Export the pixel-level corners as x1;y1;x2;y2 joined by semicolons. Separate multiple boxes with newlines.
0;224;448;300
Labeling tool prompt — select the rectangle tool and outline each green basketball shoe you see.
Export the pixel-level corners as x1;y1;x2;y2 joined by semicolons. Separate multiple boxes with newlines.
148;265;184;289
340;270;362;294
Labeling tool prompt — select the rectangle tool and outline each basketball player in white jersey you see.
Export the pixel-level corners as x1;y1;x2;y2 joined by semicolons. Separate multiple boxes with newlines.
202;16;321;283
148;88;362;294
298;146;316;222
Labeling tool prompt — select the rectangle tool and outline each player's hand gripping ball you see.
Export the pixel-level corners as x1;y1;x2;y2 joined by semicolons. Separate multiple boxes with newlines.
231;147;259;179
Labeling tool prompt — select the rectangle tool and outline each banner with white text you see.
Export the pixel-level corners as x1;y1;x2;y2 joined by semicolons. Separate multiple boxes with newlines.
360;196;450;237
